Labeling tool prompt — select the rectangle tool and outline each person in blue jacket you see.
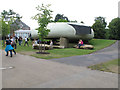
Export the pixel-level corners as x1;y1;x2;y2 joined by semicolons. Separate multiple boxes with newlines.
5;37;16;57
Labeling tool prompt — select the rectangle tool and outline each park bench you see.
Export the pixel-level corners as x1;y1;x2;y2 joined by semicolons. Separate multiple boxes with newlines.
33;44;50;50
74;44;94;49
33;44;65;50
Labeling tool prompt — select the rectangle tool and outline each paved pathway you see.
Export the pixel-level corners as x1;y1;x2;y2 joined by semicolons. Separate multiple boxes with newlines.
1;41;119;88
49;41;118;67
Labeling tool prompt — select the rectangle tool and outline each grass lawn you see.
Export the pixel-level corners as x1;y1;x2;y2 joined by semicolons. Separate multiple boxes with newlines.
2;39;116;59
88;59;120;74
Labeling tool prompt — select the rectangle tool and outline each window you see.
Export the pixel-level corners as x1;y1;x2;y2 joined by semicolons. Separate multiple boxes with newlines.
69;24;91;35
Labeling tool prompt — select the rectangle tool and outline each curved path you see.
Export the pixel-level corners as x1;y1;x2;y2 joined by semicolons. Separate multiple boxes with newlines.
49;41;118;67
1;41;118;88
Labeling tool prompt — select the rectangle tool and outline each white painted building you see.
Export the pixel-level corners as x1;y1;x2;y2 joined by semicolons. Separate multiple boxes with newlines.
15;30;31;39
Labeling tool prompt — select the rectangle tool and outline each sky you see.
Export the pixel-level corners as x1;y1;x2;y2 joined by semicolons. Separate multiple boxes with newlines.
0;0;119;29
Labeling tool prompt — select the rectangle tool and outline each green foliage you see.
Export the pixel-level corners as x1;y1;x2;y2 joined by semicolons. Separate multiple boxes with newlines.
1;9;22;36
104;29;110;39
32;4;53;52
108;17;120;40
57;19;68;22
54;14;69;22
1;9;22;21
95;16;107;28
0;19;10;46
1;19;9;37
33;4;53;41
54;14;79;23
0;18;1;38
92;17;120;40
92;16;107;39
0;9;22;46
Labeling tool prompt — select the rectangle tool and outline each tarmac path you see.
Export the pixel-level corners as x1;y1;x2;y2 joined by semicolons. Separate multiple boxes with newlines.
1;41;119;88
49;41;119;67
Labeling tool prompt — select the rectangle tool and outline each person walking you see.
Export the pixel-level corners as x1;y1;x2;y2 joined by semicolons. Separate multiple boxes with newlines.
10;36;17;49
5;37;16;57
24;37;29;46
15;36;18;43
18;36;22;46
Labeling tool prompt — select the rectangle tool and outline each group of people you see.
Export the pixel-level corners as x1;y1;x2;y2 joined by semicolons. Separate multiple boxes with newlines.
5;37;16;57
33;39;84;49
33;39;53;45
17;36;29;46
5;36;83;57
5;36;30;57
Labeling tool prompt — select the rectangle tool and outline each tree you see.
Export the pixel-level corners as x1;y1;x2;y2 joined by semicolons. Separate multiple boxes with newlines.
80;21;84;24
95;16;107;28
0;18;2;40
1;9;22;46
54;14;69;22
57;19;68;22
32;4;53;53
0;18;10;46
1;9;22;36
104;28;110;39
92;16;107;39
108;17;120;40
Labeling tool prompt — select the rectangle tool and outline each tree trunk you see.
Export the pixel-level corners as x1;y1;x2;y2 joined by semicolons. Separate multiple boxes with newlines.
39;43;40;53
3;36;5;47
40;42;42;52
44;41;45;52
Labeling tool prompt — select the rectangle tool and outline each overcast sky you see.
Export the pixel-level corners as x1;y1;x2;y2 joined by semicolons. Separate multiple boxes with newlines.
0;0;119;29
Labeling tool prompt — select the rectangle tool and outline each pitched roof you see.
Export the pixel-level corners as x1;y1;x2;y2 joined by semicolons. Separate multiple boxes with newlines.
11;19;30;30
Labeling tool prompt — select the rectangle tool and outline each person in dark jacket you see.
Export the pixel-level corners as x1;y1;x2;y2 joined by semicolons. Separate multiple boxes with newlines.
18;36;22;45
5;37;16;57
